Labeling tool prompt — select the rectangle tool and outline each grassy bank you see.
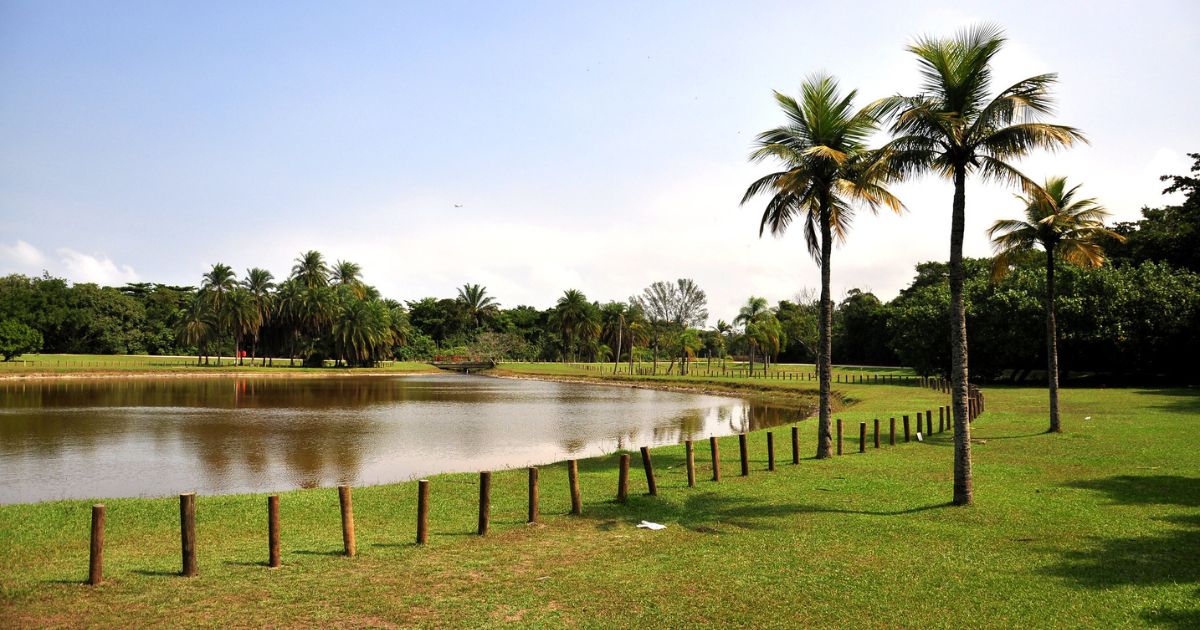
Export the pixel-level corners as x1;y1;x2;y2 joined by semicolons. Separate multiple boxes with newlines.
0;353;438;378
1;365;1197;628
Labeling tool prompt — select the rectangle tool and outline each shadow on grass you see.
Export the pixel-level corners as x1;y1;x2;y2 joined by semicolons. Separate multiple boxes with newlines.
1046;475;1200;629
294;549;344;557
576;489;948;534
131;569;179;577
1130;388;1200;415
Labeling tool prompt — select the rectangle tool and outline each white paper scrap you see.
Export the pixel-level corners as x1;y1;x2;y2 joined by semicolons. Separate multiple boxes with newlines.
916;432;923;442
636;520;667;531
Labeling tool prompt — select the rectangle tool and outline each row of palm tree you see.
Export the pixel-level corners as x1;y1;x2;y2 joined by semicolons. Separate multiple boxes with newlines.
743;24;1121;505
176;251;408;367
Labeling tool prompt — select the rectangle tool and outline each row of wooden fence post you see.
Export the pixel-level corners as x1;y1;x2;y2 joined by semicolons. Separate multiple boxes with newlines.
84;395;980;584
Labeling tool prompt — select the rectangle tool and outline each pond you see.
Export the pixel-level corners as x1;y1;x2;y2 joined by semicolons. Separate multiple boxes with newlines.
0;374;806;503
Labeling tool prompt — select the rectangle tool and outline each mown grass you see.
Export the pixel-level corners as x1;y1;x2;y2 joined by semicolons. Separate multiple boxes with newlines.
1;365;1197;628
0;353;437;376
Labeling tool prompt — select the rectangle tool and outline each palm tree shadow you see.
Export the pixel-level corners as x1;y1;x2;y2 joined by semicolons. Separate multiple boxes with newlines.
580;490;948;534
1043;475;1200;628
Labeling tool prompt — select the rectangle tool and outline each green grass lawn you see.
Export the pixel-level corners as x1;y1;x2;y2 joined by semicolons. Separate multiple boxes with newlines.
0;353;438;375
1;365;1197;628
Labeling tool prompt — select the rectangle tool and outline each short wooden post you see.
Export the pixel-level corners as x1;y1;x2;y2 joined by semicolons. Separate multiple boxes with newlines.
416;479;430;544
767;432;775;471
618;453;630;502
917;412;923;437
926;410;933;435
685;440;696;487
640;447;657;496
710;436;721;481
939;406;945;432
478;471;491;535
903;415;911;442
268;495;281;568
88;504;105;585
738;433;749;476
527;467;540;523
873;418;880;449
836;419;843;455
889;417;896;445
791;426;800;464
338;485;355;557
568;460;582;515
859;422;866;453
179;493;197;577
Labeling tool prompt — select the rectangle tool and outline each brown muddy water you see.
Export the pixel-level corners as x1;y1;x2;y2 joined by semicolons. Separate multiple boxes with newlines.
0;374;805;503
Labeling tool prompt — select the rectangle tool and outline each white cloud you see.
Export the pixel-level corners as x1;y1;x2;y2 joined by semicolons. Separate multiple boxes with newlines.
0;240;47;270
55;248;139;285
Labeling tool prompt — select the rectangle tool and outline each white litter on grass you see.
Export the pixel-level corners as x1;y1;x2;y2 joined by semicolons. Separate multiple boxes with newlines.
1084;416;1092;420
916;432;924;442
636;520;666;531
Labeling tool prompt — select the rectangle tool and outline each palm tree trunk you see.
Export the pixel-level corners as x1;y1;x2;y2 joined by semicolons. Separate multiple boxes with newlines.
949;165;974;506
614;323;622;372
748;343;755;377
816;204;834;459
1045;247;1061;433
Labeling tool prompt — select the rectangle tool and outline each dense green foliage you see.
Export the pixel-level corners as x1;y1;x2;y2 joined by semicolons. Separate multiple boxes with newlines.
0;320;42;360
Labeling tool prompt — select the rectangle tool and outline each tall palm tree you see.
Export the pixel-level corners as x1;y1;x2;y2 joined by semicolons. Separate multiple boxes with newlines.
877;24;1084;504
332;260;367;300
242;268;275;365
200;263;237;365
554;289;591;362
457;283;498;329
292;250;330;289
715;320;733;368
176;297;214;365
334;298;393;366
600;302;628;370
742;75;901;460
225;288;260;366
988;176;1123;433
734;297;770;377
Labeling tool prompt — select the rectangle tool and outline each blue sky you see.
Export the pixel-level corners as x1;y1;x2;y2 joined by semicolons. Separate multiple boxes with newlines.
2;0;1197;321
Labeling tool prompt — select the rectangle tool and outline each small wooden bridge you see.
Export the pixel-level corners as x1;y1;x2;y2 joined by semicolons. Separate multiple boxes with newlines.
429;356;497;373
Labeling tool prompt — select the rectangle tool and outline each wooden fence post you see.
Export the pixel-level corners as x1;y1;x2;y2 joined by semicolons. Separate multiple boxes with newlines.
180;493;197;577
618;453;630;502
903;416;911;442
478;471;491;535
873;418;880;449
926;410;933;436
859;422;866;453
88;504;105;585
767;432;775;471
836;419;843;455
739;433;749;476
791;426;800;464
640;447;657;496
939;406;945;432
268;495;280;568
568;460;582;515
917;412;923;437
890;417;896;445
709;436;720;481
685;440;696;487
338;485;355;557
528;467;540;523
416;479;430;544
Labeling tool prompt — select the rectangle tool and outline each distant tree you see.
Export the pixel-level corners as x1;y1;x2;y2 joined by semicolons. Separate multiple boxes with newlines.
553;289;593;362
457;283;499;329
989;176;1124;432
176;297;214;364
734;297;771;375
292;250;330;289
0;320;42;360
199;263;237;365
1109;152;1200;272
600;302;628;369
242;268;275;365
